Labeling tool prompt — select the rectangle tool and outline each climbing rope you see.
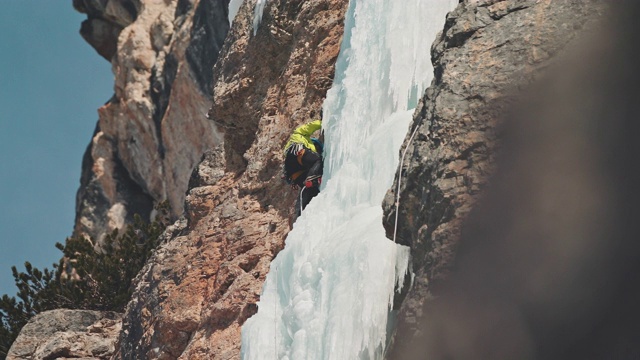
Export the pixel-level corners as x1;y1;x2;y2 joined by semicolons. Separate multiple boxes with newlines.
392;119;423;244
299;187;306;215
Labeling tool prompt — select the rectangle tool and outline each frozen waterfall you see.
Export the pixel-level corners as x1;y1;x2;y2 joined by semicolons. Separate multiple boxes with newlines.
242;0;458;359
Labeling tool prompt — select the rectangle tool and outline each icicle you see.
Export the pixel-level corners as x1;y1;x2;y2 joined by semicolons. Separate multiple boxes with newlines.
253;0;268;35
228;0;244;25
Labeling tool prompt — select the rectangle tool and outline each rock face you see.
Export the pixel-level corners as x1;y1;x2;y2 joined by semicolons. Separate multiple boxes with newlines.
73;0;228;244
52;0;615;358
381;0;607;356
113;0;348;358
410;3;640;357
7;309;121;360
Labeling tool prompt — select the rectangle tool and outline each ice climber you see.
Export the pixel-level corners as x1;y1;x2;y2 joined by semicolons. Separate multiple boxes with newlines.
283;118;324;214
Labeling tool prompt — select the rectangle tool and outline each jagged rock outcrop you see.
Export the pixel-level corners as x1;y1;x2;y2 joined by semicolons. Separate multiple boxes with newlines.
72;0;138;61
382;0;607;356
74;0;227;244
113;0;348;358
409;2;640;356
7;309;121;360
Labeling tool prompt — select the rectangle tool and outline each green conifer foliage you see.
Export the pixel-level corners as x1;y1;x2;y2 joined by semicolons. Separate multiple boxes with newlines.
0;202;170;358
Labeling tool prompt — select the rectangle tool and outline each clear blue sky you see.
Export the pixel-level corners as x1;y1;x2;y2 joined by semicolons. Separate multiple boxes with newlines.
0;2;113;297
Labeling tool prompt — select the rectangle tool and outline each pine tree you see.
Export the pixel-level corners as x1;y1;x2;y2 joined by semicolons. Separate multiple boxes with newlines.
0;202;170;358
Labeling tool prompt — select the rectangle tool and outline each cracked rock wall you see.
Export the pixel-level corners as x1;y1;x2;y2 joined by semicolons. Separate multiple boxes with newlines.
73;0;227;244
382;0;608;357
113;0;349;358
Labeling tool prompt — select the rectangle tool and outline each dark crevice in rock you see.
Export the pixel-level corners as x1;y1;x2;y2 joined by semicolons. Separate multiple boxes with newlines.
176;0;193;19
78;122;103;205
186;0;230;97
188;146;226;189
238;254;261;273
446;28;477;49
238;302;258;324
75;123;111;240
212;266;237;302
488;4;530;20
112;156;155;225
150;53;178;160
457;141;485;161
120;0;140;21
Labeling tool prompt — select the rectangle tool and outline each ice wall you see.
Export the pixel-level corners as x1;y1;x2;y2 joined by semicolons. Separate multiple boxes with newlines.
241;0;458;359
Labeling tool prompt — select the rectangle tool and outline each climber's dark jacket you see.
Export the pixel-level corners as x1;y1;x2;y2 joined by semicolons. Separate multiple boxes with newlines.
283;120;323;187
283;120;323;213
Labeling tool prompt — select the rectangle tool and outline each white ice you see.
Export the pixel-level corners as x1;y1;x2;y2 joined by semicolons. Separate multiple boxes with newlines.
228;0;244;25
242;0;458;359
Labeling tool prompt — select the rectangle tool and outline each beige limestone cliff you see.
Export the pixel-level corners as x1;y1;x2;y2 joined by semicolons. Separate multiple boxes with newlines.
114;0;349;358
74;0;226;245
